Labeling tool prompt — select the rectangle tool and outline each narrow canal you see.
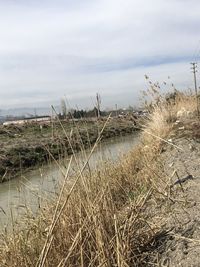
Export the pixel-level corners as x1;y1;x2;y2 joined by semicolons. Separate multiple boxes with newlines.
0;133;139;230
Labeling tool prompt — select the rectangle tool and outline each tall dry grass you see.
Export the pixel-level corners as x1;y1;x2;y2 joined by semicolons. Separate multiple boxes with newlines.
0;89;198;267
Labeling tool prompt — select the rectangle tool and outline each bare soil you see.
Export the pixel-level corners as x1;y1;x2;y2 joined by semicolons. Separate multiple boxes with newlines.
147;119;200;266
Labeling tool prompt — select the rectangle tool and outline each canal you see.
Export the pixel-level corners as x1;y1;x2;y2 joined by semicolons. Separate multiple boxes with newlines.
0;133;139;230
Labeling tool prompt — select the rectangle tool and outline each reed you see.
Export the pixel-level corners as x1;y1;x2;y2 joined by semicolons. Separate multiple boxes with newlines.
0;90;197;266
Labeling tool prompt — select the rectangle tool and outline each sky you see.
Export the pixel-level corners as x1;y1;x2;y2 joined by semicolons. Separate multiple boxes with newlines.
0;0;200;110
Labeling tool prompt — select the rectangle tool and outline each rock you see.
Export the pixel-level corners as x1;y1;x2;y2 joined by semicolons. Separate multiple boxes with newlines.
173;174;194;185
178;126;185;130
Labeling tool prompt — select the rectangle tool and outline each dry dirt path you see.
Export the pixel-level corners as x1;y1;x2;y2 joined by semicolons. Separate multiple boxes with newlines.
152;134;200;267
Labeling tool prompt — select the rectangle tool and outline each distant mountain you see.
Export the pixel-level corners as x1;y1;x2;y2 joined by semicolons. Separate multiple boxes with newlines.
0;107;60;117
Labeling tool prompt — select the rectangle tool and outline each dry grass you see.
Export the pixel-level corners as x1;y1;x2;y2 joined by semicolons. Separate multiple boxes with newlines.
0;90;198;267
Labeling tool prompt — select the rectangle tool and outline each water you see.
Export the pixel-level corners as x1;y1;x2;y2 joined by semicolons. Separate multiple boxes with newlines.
0;133;139;230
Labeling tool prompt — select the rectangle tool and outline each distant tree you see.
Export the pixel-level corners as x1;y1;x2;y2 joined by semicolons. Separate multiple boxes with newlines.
61;98;67;118
72;109;86;119
128;105;134;111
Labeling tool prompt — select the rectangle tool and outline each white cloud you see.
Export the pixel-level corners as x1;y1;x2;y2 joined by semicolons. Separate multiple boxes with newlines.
0;0;199;108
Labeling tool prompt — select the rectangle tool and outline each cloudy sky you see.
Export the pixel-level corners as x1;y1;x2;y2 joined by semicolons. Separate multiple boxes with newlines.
0;0;200;110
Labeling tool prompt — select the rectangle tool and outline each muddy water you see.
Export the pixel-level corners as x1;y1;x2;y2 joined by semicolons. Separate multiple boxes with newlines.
0;133;139;230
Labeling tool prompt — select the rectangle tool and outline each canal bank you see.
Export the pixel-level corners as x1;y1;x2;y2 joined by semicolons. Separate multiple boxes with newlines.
0;118;138;182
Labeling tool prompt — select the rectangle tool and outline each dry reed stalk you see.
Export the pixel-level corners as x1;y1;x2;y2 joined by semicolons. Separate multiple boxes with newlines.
1;91;197;266
37;156;73;267
37;114;112;267
114;214;121;267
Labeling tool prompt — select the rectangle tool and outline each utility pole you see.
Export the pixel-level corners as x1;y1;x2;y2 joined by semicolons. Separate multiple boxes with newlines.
191;62;199;116
96;93;101;119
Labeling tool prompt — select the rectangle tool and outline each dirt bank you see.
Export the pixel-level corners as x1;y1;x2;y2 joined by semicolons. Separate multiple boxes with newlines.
145;118;200;266
0;118;138;181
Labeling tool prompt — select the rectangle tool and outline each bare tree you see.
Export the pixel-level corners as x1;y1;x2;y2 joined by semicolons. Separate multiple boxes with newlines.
96;93;101;118
61;98;67;118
